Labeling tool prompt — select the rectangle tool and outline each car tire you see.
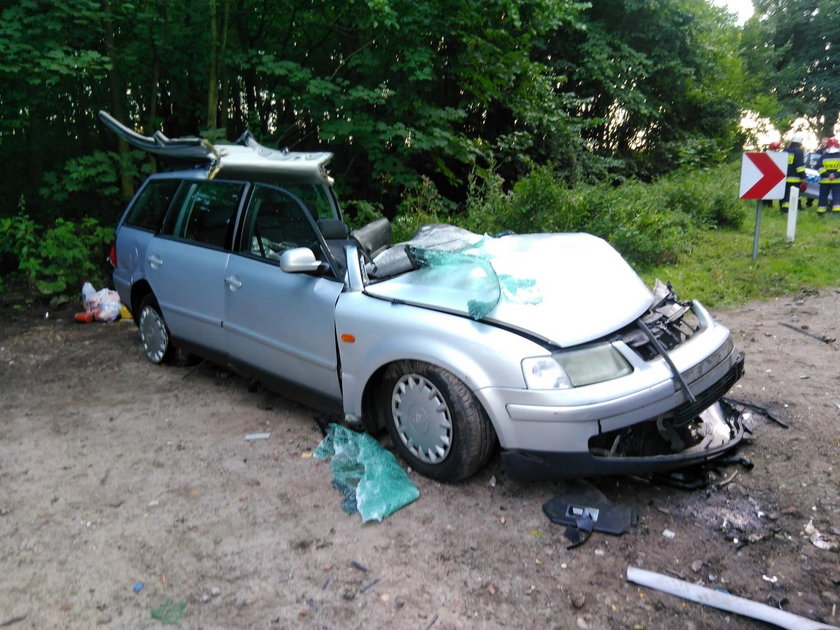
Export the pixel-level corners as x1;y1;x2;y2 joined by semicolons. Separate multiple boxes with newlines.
138;295;174;364
380;361;495;482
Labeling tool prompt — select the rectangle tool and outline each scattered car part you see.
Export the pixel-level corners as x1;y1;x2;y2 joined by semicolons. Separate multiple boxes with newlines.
627;566;839;630
543;485;638;549
779;322;836;344
726;397;788;429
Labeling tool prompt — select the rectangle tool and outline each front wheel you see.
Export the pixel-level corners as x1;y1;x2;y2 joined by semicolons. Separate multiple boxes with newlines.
380;361;496;482
137;295;173;364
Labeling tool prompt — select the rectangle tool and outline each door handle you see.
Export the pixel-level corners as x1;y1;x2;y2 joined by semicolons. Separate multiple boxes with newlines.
147;254;163;268
225;275;243;290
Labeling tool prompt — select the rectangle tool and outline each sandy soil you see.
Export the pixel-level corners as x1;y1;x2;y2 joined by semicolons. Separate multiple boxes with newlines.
1;288;839;630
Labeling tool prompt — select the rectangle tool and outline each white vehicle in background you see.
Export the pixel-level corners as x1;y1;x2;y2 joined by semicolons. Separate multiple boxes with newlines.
803;153;821;204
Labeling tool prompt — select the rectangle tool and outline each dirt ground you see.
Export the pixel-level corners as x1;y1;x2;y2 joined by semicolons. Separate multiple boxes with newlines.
1;287;839;630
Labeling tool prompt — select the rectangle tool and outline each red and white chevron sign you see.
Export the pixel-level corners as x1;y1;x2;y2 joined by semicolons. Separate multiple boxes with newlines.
739;151;787;200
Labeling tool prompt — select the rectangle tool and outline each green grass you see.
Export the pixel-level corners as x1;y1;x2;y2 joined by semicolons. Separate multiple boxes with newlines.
639;205;840;308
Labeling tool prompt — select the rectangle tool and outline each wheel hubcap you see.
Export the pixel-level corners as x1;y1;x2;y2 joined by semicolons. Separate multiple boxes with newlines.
391;374;452;464
139;306;168;363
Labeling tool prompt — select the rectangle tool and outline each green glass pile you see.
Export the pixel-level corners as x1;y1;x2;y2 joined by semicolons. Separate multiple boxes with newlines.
314;424;420;523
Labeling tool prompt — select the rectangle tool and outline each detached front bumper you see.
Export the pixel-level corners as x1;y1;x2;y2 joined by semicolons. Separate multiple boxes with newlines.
501;392;746;481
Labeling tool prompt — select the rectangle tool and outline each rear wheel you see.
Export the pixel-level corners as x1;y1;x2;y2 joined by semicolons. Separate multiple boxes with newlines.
138;295;173;364
380;361;495;482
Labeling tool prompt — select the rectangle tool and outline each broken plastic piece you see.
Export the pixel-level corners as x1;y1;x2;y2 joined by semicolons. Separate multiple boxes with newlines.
804;519;840;551
543;480;637;549
543;496;638;536
725;397;788;429
627;566;839;630
244;432;270;441
313;424;419;523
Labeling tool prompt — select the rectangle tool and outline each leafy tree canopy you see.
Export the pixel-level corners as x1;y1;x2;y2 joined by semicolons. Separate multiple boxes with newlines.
0;0;754;224
746;0;840;138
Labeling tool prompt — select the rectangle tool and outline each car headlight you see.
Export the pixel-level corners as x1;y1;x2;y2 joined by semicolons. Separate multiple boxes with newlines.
522;344;632;389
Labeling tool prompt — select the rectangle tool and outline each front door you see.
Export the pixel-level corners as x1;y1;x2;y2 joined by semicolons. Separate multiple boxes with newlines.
223;184;344;401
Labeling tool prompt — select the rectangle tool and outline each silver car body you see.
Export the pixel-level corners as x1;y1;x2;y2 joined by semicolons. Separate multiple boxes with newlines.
106;111;745;481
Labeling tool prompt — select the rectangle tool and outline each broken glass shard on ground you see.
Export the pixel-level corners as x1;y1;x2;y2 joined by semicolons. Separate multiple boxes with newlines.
314;424;420;523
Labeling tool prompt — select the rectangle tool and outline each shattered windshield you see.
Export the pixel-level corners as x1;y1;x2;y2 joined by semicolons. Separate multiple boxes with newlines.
364;225;542;320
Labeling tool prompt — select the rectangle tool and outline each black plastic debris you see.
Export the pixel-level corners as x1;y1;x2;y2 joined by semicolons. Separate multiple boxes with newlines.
725;397;788;429
543;481;638;549
648;451;754;490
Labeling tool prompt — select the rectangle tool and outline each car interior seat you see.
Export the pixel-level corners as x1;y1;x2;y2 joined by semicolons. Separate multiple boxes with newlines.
317;218;350;274
350;217;392;260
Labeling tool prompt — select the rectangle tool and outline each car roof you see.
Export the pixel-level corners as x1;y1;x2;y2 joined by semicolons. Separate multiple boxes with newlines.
99;110;333;183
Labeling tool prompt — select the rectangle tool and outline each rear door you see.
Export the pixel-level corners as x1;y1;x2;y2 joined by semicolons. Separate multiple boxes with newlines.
223;184;344;401
113;178;182;305
144;180;246;353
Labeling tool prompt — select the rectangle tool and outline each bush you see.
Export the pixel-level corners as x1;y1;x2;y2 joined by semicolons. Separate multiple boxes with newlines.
0;214;113;299
341;199;386;231
424;161;747;267
390;177;455;242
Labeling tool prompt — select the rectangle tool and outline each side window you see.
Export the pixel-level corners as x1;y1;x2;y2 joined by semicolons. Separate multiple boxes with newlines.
122;179;181;231
281;182;336;220
163;181;245;249
239;185;318;262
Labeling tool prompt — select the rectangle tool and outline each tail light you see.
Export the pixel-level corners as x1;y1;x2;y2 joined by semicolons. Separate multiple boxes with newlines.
108;244;117;268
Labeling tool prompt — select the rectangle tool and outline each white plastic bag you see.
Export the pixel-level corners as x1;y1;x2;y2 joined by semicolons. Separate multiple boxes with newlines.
82;283;122;321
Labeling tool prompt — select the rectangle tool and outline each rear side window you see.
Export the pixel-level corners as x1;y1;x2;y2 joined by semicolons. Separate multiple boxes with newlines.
163;181;245;249
122;179;181;231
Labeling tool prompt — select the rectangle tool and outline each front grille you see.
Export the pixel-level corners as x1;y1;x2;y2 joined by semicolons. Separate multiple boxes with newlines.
618;302;700;360
670;352;744;426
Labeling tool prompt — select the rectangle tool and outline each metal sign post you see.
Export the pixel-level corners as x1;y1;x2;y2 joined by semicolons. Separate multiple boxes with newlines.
739;152;787;261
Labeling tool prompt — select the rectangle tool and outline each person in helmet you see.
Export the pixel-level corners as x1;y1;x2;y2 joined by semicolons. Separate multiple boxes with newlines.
817;137;840;216
782;132;806;214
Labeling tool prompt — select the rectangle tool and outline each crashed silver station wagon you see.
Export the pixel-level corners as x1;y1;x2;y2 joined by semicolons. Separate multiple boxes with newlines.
103;111;746;482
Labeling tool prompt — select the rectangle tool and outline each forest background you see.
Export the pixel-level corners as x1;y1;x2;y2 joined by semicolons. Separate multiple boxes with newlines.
0;0;838;301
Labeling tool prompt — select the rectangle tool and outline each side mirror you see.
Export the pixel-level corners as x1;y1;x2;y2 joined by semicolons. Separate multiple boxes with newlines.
279;247;327;273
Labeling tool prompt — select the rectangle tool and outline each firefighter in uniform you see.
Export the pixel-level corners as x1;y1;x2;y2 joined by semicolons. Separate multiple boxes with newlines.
782;133;806;214
817;137;840;216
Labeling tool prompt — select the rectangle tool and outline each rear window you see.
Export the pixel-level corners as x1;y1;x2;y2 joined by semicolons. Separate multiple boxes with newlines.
122;179;181;231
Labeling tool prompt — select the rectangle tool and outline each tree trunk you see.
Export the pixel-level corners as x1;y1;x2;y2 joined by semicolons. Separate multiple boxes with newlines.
206;0;219;130
820;110;839;139
102;0;134;201
206;0;232;132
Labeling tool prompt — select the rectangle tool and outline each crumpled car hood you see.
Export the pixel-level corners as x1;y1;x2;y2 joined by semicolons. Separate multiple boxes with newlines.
365;232;653;347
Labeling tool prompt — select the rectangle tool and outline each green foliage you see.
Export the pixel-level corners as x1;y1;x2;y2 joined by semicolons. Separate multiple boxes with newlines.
747;0;840;137
462;167;515;235
641;210;840;308
0;214;113;298
390;177;455;242
551;0;747;168
341;200;384;232
394;162;747;268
